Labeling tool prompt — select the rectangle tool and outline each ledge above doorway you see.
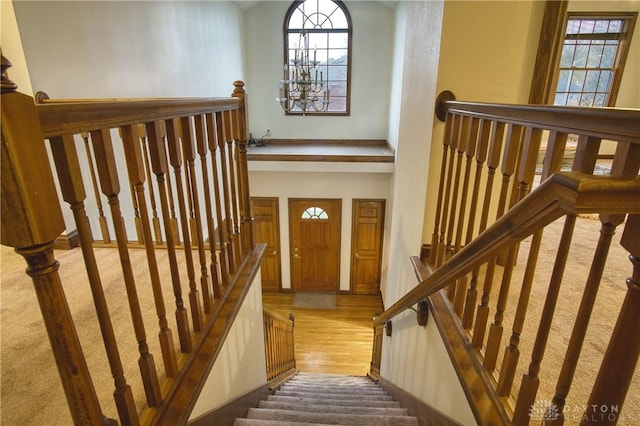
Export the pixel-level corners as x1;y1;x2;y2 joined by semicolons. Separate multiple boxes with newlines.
247;139;395;173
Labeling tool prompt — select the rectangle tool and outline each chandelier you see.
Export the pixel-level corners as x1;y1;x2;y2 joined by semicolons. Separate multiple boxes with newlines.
277;30;330;115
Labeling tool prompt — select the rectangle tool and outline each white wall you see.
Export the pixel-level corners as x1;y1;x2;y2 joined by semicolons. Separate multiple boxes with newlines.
12;1;247;236
13;1;245;98
190;271;267;420
378;2;476;425
248;167;391;292
244;1;394;139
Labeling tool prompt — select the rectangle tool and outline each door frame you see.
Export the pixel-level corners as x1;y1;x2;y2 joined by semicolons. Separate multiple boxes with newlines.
288;198;342;293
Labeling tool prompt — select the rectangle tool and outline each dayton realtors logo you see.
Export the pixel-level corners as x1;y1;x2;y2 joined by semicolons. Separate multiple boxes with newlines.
529;400;634;423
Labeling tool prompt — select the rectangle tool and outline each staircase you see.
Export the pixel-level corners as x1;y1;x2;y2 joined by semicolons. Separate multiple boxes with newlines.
233;372;419;425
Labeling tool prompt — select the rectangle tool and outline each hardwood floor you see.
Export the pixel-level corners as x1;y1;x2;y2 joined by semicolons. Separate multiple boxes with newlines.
262;292;384;376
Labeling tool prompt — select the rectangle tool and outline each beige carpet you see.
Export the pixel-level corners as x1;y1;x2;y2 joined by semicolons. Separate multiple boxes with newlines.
292;293;337;310
491;215;640;425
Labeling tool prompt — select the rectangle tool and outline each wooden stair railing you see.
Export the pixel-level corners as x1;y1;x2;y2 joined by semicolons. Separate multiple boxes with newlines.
263;307;296;383
1;55;264;425
371;93;640;425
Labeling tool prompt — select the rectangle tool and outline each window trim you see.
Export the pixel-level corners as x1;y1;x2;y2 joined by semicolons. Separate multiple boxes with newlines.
550;11;637;107
282;0;353;116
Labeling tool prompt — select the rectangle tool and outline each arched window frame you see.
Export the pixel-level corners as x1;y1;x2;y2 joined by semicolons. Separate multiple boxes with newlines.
283;0;352;116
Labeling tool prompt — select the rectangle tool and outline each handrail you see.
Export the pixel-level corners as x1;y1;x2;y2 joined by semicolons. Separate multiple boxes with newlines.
436;98;640;143
374;172;640;327
36;92;242;138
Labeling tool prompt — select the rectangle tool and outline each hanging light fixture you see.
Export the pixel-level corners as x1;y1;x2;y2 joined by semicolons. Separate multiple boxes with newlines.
277;30;330;115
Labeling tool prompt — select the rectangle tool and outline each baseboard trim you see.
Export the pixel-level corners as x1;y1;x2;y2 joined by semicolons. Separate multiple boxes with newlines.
55;230;79;250
188;382;272;426
374;375;461;426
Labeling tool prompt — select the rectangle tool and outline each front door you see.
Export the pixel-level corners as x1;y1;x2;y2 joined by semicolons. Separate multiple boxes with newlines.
289;199;341;293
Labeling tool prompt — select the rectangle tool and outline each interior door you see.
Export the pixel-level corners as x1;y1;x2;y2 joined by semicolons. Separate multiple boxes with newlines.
289;199;341;293
350;199;385;295
251;197;281;291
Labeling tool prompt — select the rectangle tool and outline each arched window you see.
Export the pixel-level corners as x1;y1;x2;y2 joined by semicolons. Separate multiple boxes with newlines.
301;206;329;219
282;0;352;115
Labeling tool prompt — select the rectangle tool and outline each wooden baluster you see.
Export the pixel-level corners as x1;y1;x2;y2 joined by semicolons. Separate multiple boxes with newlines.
180;116;214;313
371;323;384;376
484;127;542;372
581;142;640;426
543;135;605;423
216;110;237;275
429;114;454;266
185;170;199;248
138;124;163;244
81;132;112;243
472;124;522;348
50;134;139;425
453;117;480;314
232;82;254;253
146;121;192;353
460;120;491;327
159;122;181;246
1;87;114;425
119;125;181;380
497;130;570;397
90;127;163;406
445;116;471;301
513;213;577;424
206;112;230;286
194;114;223;299
223;110;242;269
165;118;203;333
583;213;640;426
436;114;461;268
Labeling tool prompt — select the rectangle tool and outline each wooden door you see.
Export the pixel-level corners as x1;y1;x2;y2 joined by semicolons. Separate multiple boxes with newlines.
289;199;341;293
251;197;281;291
350;199;385;295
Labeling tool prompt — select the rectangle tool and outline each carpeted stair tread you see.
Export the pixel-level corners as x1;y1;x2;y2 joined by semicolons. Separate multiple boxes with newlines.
267;395;401;408
275;390;394;400
258;400;409;416
280;385;389;395
246;408;419;426
233;419;336;426
233;373;419;425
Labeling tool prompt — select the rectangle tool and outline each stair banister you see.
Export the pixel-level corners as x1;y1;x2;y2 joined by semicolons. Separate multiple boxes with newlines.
1;57;115;425
374;172;640;329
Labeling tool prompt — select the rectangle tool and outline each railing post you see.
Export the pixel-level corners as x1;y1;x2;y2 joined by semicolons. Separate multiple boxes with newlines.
1;57;113;425
582;214;640;425
233;81;254;252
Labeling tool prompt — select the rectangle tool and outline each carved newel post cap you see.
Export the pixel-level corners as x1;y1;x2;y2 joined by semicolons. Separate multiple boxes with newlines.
233;80;246;95
1;53;18;94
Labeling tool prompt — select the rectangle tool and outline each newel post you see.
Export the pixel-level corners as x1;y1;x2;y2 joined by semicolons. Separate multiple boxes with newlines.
1;55;112;425
582;214;640;425
232;80;254;251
